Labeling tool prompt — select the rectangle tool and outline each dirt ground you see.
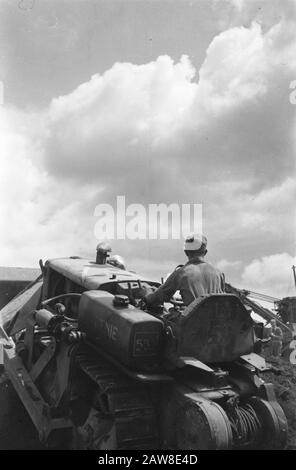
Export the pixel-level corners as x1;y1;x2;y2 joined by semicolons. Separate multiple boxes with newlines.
261;356;296;450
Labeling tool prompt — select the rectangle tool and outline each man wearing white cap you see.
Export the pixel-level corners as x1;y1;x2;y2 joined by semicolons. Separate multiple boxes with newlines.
145;233;225;307
107;254;127;270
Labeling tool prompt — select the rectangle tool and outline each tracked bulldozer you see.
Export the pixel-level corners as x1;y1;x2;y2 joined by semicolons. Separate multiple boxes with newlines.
0;248;288;449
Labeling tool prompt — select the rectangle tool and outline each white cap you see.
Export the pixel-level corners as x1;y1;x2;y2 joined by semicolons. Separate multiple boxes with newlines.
184;233;207;251
96;242;112;253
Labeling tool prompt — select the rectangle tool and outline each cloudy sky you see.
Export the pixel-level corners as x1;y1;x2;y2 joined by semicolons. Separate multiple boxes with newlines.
0;0;295;297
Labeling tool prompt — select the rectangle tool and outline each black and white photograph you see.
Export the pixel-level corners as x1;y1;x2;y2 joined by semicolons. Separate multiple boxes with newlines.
0;0;295;456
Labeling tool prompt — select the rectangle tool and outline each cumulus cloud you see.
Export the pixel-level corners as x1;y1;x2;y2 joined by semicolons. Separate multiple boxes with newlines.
42;19;296;199
241;253;296;297
213;0;296;33
216;259;242;271
0;106;99;265
44;54;197;187
0;9;295;297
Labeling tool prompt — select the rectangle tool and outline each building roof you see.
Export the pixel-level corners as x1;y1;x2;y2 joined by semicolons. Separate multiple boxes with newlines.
0;266;40;282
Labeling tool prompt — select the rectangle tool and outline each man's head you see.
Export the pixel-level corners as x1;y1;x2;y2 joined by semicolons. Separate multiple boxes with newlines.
96;241;112;264
271;319;277;328
184;233;207;259
108;254;126;270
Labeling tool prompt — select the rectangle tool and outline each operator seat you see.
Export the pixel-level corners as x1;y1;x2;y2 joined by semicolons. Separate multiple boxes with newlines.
164;294;255;364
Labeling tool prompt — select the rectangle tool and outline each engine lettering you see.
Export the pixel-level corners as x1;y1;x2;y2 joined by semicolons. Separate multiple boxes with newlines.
105;321;118;341
97;318;118;341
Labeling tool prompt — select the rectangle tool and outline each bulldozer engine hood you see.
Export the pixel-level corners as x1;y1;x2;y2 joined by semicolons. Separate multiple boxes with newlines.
45;257;160;291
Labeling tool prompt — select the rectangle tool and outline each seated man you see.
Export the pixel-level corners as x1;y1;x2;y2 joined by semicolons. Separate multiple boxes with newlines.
145;233;225;308
107;254;127;270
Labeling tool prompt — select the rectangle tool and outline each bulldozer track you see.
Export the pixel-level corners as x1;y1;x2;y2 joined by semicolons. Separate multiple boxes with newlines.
76;346;159;449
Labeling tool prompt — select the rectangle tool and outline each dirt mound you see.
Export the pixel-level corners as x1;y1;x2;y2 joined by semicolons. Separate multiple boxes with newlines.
262;357;296;449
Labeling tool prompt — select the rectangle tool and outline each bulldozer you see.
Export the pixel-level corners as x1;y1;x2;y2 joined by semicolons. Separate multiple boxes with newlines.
0;245;288;450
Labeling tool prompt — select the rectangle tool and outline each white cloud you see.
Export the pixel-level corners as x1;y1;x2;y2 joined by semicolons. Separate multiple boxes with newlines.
47;55;196;155
236;177;296;238
197;22;267;113
0;13;295;295
241;253;296;297
0;107;99;266
216;259;242;271
41;19;296;195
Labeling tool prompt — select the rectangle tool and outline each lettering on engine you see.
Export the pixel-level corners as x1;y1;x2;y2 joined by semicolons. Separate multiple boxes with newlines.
97;318;118;341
